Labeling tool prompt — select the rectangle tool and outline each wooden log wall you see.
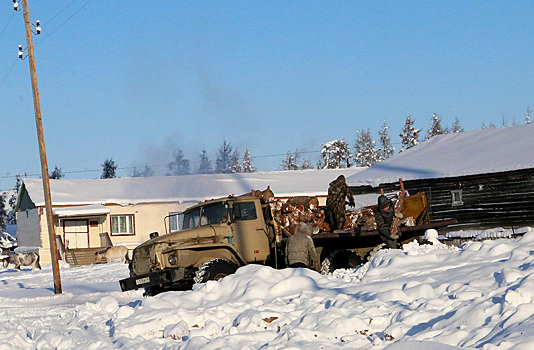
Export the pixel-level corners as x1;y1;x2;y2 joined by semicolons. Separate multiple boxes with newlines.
349;169;534;232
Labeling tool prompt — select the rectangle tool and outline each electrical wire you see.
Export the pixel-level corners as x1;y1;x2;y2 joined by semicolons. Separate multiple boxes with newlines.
34;0;93;47
0;149;324;182
41;0;78;27
0;58;19;87
0;11;16;42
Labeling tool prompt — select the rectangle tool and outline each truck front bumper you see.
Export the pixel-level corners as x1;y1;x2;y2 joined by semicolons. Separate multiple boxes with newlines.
119;267;186;292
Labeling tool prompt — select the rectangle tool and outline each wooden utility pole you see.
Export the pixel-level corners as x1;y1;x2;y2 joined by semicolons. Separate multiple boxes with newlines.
22;0;62;294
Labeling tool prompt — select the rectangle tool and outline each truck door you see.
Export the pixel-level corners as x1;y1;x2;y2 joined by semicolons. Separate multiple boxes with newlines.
231;200;270;263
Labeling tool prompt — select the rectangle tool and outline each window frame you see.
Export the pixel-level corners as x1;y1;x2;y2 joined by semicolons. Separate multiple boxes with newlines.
233;201;257;221
110;214;136;236
451;189;464;207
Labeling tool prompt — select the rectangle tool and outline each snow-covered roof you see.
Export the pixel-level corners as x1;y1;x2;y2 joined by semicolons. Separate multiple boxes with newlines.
347;124;534;187
53;204;111;217
22;168;364;207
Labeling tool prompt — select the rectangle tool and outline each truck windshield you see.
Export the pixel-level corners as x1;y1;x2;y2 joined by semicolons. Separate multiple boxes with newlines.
181;202;228;230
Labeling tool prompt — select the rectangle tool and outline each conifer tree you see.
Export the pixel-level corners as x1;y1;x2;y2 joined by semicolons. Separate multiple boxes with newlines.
353;130;380;167
241;149;256;173
281;151;300;170
101;158;118;179
525;107;531;125
451;117;464;133
132;165;154;177
378;121;394;161
0;193;7;230
216;140;235;174
168;149;190;175
426;113;448;140
231;150;243;173
8;175;21;224
197;149;212;174
301;160;312;170
318;140;352;169
50;165;64;179
399;116;421;151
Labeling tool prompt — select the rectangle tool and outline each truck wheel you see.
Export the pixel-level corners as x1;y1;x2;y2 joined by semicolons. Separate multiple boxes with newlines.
320;249;363;275
194;259;237;284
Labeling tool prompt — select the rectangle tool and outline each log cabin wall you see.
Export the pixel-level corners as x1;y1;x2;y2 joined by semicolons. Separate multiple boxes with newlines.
349;168;534;232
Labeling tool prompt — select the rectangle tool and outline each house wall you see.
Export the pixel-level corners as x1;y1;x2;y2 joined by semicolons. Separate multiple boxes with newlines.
349;169;534;232
105;202;191;249
19;201;193;265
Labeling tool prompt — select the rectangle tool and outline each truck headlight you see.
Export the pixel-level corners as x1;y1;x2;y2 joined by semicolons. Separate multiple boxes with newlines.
168;254;177;265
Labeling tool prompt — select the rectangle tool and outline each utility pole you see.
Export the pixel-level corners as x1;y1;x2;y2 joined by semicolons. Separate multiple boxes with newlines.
21;0;62;294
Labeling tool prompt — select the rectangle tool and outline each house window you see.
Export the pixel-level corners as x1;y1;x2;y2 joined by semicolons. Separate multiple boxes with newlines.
451;190;463;206
111;215;135;236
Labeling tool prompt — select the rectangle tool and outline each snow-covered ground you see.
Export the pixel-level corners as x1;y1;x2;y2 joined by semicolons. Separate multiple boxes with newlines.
2;230;534;349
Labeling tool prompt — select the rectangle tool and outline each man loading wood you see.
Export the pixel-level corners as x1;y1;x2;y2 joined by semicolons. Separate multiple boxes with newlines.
326;175;355;231
375;195;403;249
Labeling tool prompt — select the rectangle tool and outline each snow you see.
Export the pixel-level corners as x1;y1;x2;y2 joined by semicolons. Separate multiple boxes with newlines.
0;231;17;249
2;231;534;348
347;124;534;187
53;204;111;217
22;168;365;207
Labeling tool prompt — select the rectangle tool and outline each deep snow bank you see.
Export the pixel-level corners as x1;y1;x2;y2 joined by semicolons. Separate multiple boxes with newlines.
3;232;534;349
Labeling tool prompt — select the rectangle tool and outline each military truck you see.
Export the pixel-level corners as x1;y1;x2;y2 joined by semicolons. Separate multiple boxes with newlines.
119;190;455;296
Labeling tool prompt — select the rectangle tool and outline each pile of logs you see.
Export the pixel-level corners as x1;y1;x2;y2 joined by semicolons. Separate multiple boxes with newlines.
246;187;379;236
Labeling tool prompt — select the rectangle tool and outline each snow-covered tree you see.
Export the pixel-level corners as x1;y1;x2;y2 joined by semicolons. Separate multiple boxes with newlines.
378;121;394;161
451;117;464;133
216;140;236;174
231;150;243;173
197;149;212;174
7;175;21;224
281;151;300;170
353;130;380;167
168;149;190;175
241;149;256;173
525;107;531;125
426;113;448;140
399;116;421;151
318;139;352;169
132;165;154;177
0;193;7;230
101;158;118;179
301;159;312;170
489;122;497;128
50;165;64;179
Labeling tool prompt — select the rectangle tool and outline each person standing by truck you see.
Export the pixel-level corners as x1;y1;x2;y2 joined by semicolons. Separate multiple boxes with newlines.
326;175;355;231
285;222;320;271
375;195;402;249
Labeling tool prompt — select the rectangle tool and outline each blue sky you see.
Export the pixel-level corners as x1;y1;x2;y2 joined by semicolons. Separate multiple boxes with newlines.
1;1;533;190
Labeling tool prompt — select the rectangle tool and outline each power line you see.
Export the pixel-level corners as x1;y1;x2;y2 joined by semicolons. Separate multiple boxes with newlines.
0;57;19;87
41;0;78;27
0;149;324;182
0;11;16;41
0;0;93;89
34;0;93;47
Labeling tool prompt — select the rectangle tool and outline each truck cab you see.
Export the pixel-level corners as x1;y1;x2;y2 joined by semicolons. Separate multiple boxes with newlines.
119;195;272;295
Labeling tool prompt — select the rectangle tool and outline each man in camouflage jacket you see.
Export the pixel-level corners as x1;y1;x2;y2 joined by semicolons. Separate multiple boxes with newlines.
326;175;355;231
